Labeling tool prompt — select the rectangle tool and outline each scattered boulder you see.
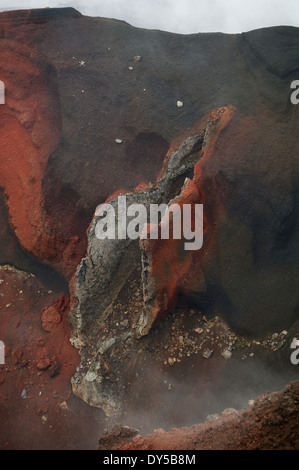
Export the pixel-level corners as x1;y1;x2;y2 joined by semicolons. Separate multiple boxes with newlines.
221;349;232;360
41;295;69;332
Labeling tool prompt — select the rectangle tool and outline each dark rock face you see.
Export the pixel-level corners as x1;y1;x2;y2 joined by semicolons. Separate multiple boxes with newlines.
0;8;299;418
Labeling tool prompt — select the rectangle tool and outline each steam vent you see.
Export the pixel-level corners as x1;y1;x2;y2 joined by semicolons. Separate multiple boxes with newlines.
0;7;299;450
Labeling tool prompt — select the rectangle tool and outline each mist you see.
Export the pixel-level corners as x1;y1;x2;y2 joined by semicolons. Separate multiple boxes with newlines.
0;0;299;34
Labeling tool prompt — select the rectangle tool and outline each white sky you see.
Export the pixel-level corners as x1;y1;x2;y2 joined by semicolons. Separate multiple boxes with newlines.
0;0;298;33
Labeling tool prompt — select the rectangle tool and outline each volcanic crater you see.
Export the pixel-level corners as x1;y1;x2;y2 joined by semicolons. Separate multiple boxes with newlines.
0;7;299;450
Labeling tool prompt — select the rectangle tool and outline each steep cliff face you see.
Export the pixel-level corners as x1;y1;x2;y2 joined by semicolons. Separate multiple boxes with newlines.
69;101;299;415
0;8;299;448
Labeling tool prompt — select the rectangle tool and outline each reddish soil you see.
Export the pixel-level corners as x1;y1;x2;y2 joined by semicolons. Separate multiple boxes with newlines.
0;40;86;280
0;266;106;450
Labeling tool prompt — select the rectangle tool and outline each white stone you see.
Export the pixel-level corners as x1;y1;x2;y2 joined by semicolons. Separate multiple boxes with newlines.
85;371;97;382
221;349;232;360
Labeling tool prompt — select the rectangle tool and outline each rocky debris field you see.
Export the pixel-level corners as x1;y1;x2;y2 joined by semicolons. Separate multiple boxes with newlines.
0;266;107;449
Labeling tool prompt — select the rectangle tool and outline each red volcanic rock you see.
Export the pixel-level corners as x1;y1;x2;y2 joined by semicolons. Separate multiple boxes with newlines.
41;306;61;332
0;266;106;449
140;106;235;335
36;357;51;370
0;41;67;273
41;295;69;332
0;9;170;281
